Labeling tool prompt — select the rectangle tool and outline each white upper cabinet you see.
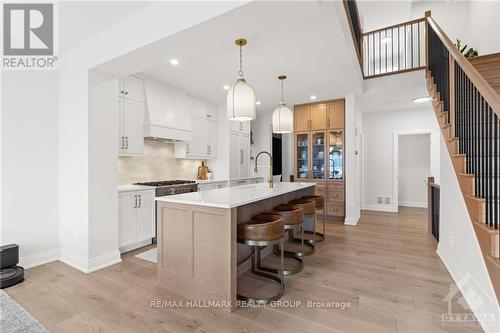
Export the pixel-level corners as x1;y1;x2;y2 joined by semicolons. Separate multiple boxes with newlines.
229;120;250;134
175;95;217;159
118;76;144;156
119;76;143;102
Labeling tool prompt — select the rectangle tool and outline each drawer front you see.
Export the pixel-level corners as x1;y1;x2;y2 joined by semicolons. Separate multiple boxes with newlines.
328;189;344;202
327;181;344;189
326;202;344;216
315;187;326;198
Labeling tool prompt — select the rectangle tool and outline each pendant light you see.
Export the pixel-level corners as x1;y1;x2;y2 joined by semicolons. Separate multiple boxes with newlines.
227;38;256;121
272;75;293;133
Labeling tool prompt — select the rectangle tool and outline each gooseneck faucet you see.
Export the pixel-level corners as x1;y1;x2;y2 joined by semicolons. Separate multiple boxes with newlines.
254;151;273;188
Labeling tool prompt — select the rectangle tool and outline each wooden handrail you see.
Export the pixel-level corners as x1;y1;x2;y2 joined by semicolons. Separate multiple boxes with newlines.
342;0;363;73
362;17;425;36
426;16;500;116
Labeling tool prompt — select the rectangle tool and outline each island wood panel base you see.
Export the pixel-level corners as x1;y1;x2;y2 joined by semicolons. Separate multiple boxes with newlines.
156;186;314;311
157;202;237;311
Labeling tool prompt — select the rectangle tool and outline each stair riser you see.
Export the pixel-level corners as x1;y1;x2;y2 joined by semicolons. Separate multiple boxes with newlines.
465;195;486;224
447;138;458;154
451;155;466;173
458;174;475;196
442;125;451;140
472;222;500;258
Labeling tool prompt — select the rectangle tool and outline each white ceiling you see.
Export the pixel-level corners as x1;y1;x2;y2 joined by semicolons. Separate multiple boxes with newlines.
59;1;153;52
356;0;414;32
96;1;364;111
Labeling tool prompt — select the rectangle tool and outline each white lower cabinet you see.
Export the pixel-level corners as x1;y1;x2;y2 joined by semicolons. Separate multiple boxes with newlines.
118;190;155;252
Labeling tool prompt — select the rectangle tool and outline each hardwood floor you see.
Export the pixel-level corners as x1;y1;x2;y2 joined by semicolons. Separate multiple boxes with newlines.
5;207;483;332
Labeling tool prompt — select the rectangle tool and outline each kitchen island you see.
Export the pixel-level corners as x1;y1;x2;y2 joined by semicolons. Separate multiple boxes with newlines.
155;182;315;310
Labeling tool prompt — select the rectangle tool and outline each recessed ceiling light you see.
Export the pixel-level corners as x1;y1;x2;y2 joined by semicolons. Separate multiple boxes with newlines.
256;101;261;105
310;95;317;100
414;96;431;103
381;37;392;44
170;58;179;66
223;85;230;90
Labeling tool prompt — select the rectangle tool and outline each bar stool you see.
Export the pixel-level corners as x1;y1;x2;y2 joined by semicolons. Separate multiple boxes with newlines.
237;214;285;304
301;195;326;242
288;198;317;255
254;205;305;276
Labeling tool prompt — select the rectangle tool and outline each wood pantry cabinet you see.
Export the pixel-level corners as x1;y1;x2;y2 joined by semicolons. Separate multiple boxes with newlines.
293;99;345;218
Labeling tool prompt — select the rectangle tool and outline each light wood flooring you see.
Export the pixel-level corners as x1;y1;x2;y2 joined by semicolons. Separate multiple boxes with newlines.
5;207;483;333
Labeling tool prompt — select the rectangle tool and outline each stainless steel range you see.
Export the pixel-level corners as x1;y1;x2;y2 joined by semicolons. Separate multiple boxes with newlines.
134;180;198;243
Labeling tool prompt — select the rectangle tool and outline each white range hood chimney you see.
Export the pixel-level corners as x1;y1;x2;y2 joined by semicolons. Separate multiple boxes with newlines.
143;78;192;142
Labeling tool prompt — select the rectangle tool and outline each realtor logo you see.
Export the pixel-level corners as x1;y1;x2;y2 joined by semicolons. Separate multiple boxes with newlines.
2;3;57;69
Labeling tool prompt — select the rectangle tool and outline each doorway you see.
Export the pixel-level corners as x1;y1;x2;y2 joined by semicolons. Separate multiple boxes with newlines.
396;133;431;209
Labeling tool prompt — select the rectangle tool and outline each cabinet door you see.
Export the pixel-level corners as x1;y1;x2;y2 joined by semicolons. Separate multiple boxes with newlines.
294;106;310;132
206;120;216;158
122;99;144;154
205;103;216;121
185;95;200;118
119;193;138;248
327;100;345;129
310;104;327;130
295;132;310;180
123;76;143;102
137;192;155;241
311;131;326;180
239;134;250;178
173;92;191;131
327;130;344;181
229;132;240;180
118;99;125;153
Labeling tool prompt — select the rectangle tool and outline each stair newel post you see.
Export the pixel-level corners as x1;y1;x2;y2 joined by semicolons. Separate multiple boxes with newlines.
424;10;431;73
449;55;456;138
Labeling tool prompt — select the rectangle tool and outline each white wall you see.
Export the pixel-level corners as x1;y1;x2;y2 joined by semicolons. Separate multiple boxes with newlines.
362;107;440;211
398;134;430;208
411;0;500;55
438;135;500;333
1;71;60;268
250;111;273;180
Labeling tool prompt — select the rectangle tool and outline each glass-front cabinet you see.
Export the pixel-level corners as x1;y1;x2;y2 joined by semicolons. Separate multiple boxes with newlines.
328;130;343;181
295;133;309;180
312;131;326;180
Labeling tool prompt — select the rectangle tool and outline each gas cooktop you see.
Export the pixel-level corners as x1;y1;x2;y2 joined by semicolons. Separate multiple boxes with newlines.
134;180;196;187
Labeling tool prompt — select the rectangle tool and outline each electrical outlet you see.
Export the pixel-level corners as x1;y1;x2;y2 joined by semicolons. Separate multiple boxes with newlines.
449;235;454;246
384;196;392;205
377;196;384;204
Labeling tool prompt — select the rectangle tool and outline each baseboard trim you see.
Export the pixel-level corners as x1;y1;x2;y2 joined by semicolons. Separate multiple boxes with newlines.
59;249;89;272
344;212;361;225
19;248;60;269
437;245;500;333
362;204;397;213
399;201;428;208
88;250;122;273
119;239;152;254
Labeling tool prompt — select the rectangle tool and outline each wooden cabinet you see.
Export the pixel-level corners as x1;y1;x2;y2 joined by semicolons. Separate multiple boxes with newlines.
327;100;345;129
119;189;155;252
119;76;144;155
293;98;345;218
294;106;310;131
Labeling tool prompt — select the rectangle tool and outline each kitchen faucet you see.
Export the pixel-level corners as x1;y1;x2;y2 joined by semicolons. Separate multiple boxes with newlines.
254;151;273;188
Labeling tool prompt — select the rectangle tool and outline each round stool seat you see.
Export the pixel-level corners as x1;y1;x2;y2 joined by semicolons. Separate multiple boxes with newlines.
271;205;304;226
238;214;284;242
288;198;316;215
301;195;325;209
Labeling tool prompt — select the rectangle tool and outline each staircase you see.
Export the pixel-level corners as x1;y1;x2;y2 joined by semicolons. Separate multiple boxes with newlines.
469;53;500;96
425;12;500;300
343;1;500;304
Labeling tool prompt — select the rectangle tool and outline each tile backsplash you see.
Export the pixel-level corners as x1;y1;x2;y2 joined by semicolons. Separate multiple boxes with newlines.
118;139;203;185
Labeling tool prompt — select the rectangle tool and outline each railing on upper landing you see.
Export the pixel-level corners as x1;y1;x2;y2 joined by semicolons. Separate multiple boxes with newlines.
343;0;426;79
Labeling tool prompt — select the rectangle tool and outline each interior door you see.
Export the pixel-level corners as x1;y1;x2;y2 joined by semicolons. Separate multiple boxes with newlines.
294;106;310;132
327;100;345;129
137;192;155;241
119;193;137;248
123;99;144;154
310;104;327;130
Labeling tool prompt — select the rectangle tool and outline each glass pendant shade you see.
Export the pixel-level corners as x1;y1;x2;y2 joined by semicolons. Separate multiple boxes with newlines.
272;102;293;133
227;78;256;121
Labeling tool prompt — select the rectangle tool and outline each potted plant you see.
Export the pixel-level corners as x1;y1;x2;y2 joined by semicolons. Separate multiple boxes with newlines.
454;39;478;59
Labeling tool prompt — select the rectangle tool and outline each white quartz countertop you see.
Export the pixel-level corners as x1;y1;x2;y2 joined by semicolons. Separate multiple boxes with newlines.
118;185;155;193
155;182;314;208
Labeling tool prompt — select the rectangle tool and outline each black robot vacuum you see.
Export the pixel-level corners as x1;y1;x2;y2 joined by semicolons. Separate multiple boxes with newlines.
0;244;24;288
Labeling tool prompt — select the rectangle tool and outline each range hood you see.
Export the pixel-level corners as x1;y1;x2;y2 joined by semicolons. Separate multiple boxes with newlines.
143;78;192;142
